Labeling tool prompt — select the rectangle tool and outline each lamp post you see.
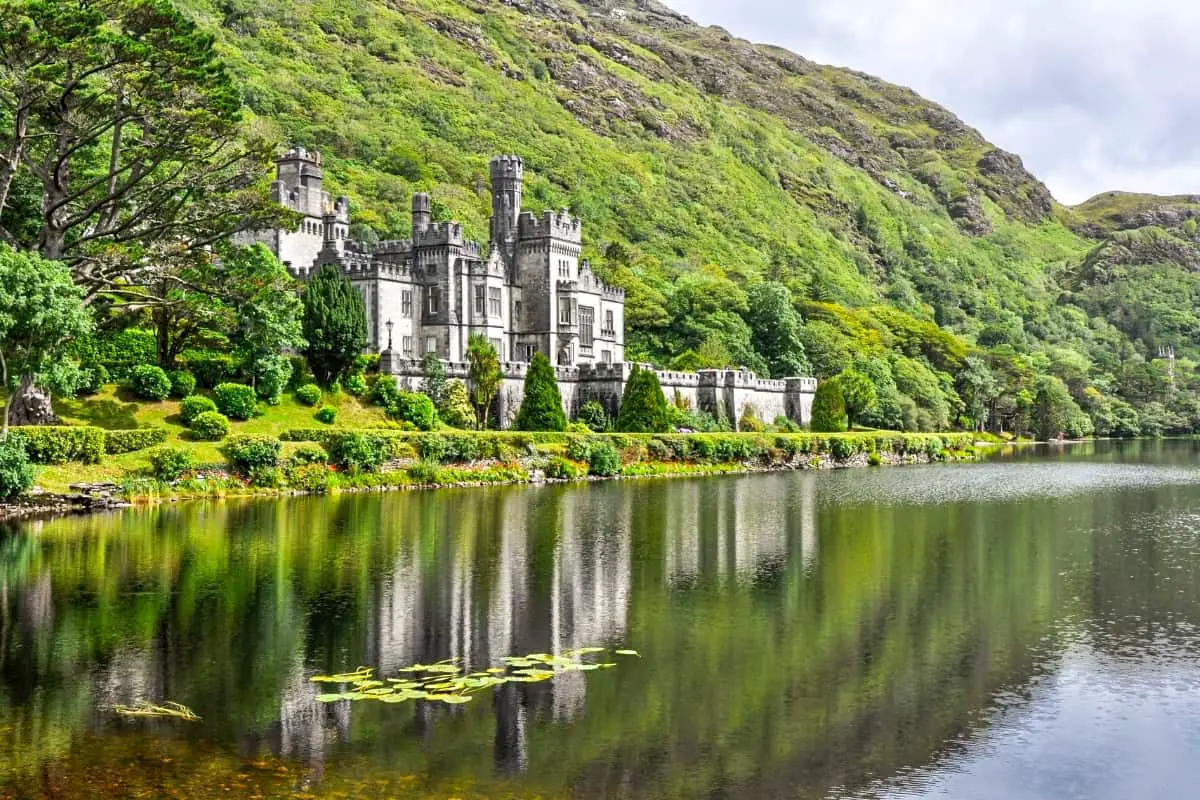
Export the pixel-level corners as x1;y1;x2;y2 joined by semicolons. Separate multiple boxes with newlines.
385;319;394;352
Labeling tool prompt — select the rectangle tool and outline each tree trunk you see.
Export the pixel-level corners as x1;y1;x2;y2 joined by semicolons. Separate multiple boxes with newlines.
8;376;58;427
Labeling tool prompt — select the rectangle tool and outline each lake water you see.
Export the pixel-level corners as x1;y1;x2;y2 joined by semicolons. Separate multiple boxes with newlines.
1;440;1199;799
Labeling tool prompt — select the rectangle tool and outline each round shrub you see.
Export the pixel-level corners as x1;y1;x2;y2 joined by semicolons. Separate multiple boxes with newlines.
213;383;258;421
330;433;389;474
247;466;282;489
295;383;322;407
180;395;218;425
344;372;368;397
0;440;34;499
131;364;172;401
577;400;609;433
587;442;621;477
285;463;331;493
315;405;338;424
223;435;281;474
370;375;401;408
389;391;437;431
190;411;231;441
167;370;197;399
289;444;328;466
149;447;195;482
78;363;109;395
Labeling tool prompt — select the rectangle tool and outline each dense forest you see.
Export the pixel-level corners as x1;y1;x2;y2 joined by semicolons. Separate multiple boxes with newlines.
0;0;1197;439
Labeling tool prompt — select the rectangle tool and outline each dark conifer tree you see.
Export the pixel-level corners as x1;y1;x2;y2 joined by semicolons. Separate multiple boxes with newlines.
810;378;849;433
616;366;669;433
515;353;567;431
302;265;368;386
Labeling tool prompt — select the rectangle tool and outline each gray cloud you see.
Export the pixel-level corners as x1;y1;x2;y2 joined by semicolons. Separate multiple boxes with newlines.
668;0;1200;204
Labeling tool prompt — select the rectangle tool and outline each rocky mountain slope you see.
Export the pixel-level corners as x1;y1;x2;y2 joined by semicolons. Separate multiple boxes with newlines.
176;0;1198;429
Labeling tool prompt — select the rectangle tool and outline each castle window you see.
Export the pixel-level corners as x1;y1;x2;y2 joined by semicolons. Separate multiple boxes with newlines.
402;290;412;318
402;336;414;356
605;309;614;334
514;301;522;324
580;307;594;347
474;284;486;316
601;350;612;364
425;337;438;355
490;338;503;360
427;287;441;315
488;287;502;317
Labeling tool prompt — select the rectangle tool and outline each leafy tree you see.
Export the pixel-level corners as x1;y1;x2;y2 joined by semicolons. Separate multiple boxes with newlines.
837;368;878;429
810;378;849;433
0;0;283;301
441;380;475;429
1032;375;1092;440
578;400;610;432
420;352;450;412
466;334;502;430
616;366;669;433
746;281;810;378
0;439;33;498
0;246;91;436
516;353;566;432
957;356;999;431
303;265;367;386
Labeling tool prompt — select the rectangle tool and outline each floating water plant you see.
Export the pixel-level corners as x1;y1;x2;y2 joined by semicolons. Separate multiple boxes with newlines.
112;701;200;721
311;647;640;706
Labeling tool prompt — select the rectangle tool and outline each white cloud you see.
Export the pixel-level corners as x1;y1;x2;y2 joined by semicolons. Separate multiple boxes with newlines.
668;0;1200;204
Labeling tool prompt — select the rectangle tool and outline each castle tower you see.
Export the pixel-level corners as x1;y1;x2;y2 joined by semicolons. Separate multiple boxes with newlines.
489;155;523;248
412;193;431;234
275;147;325;218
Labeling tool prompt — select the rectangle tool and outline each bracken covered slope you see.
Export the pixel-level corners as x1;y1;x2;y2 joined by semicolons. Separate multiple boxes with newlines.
177;0;1197;374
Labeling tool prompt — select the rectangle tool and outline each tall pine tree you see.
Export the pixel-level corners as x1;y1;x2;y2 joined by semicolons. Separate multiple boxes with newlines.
616;366;669;433
302;265;367;386
515;353;567;431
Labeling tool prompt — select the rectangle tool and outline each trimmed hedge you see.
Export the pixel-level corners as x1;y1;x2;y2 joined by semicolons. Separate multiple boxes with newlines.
10;426;106;465
104;428;169;455
190;412;231;441
223;435;281;474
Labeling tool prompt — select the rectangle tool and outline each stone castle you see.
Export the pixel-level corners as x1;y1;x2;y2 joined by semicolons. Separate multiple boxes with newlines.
241;147;626;367
243;148;816;429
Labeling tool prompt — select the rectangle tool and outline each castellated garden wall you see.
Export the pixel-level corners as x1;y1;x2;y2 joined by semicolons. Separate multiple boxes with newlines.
382;355;817;431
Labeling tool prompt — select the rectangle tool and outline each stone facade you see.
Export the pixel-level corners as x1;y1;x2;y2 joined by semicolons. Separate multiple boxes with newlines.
239;148;626;367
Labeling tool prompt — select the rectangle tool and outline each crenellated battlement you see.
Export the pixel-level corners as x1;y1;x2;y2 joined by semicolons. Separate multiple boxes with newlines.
518;209;582;242
372;239;414;255
279;146;322;166
489;154;524;179
415;221;465;246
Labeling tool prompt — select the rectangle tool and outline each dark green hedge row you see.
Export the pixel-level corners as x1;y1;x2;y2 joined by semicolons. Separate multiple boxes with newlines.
10;426;171;464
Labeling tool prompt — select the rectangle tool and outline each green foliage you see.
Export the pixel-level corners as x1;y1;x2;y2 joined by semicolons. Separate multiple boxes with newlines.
290;444;328;466
0;439;33;499
223;435;281;474
344;372;368;397
130;365;172;401
389;391;438;431
104;428;169;455
1033;375;1093;440
180;351;238;389
837;369;878;428
181;395;219;425
74;330;156;382
250;354;292;405
150;447;196;483
189;411;231;441
9;426;106;465
578;401;610;433
420;353;450;411
467;334;502;430
329;432;391;474
515;353;566;432
167;371;197;399
370;375;401;409
545;455;587;480
295;384;322;407
76;363;109;396
738;406;766;433
441;380;475;429
617;366;669;433
587;442;621;477
315;405;338;424
213;383;258;421
746;282;810;378
811;379;849;433
302;265;368;386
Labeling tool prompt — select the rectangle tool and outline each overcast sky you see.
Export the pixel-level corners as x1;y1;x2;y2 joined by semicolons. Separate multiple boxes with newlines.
668;0;1200;205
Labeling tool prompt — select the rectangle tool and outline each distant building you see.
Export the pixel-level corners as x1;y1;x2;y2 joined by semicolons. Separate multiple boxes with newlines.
239;147;626;367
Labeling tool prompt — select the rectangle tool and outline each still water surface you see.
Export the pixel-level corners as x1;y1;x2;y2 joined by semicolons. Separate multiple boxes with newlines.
1;440;1199;798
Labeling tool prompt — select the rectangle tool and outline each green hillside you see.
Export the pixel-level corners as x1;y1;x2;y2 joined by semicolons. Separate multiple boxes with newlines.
175;0;1198;435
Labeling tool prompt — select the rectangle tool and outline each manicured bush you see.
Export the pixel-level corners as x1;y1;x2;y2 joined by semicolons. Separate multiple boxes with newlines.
289;444;328;466
10;426;106;464
441;380;475;429
167;370;197;399
247;466;283;488
315;405;338;424
179;351;237;389
149;447;195;482
285;463;331;492
344;372;368;397
545;455;587;480
295;383;322;406
587;442;621;477
104;428;169;455
190;411;231;441
0;440;34;499
616;366;669;433
82;329;157;382
223;435;281;474
77;363;109;395
181;395;218;425
577;400;609;433
213;383;257;421
772;415;802;433
329;432;391;474
389;391;437;431
131;365;172;401
370;375;401;408
738;406;766;433
515;353;567;432
811;379;849;433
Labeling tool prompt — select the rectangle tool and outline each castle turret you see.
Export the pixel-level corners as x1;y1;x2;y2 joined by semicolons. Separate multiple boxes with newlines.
275;147;325;218
489;155;523;248
412;192;431;234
